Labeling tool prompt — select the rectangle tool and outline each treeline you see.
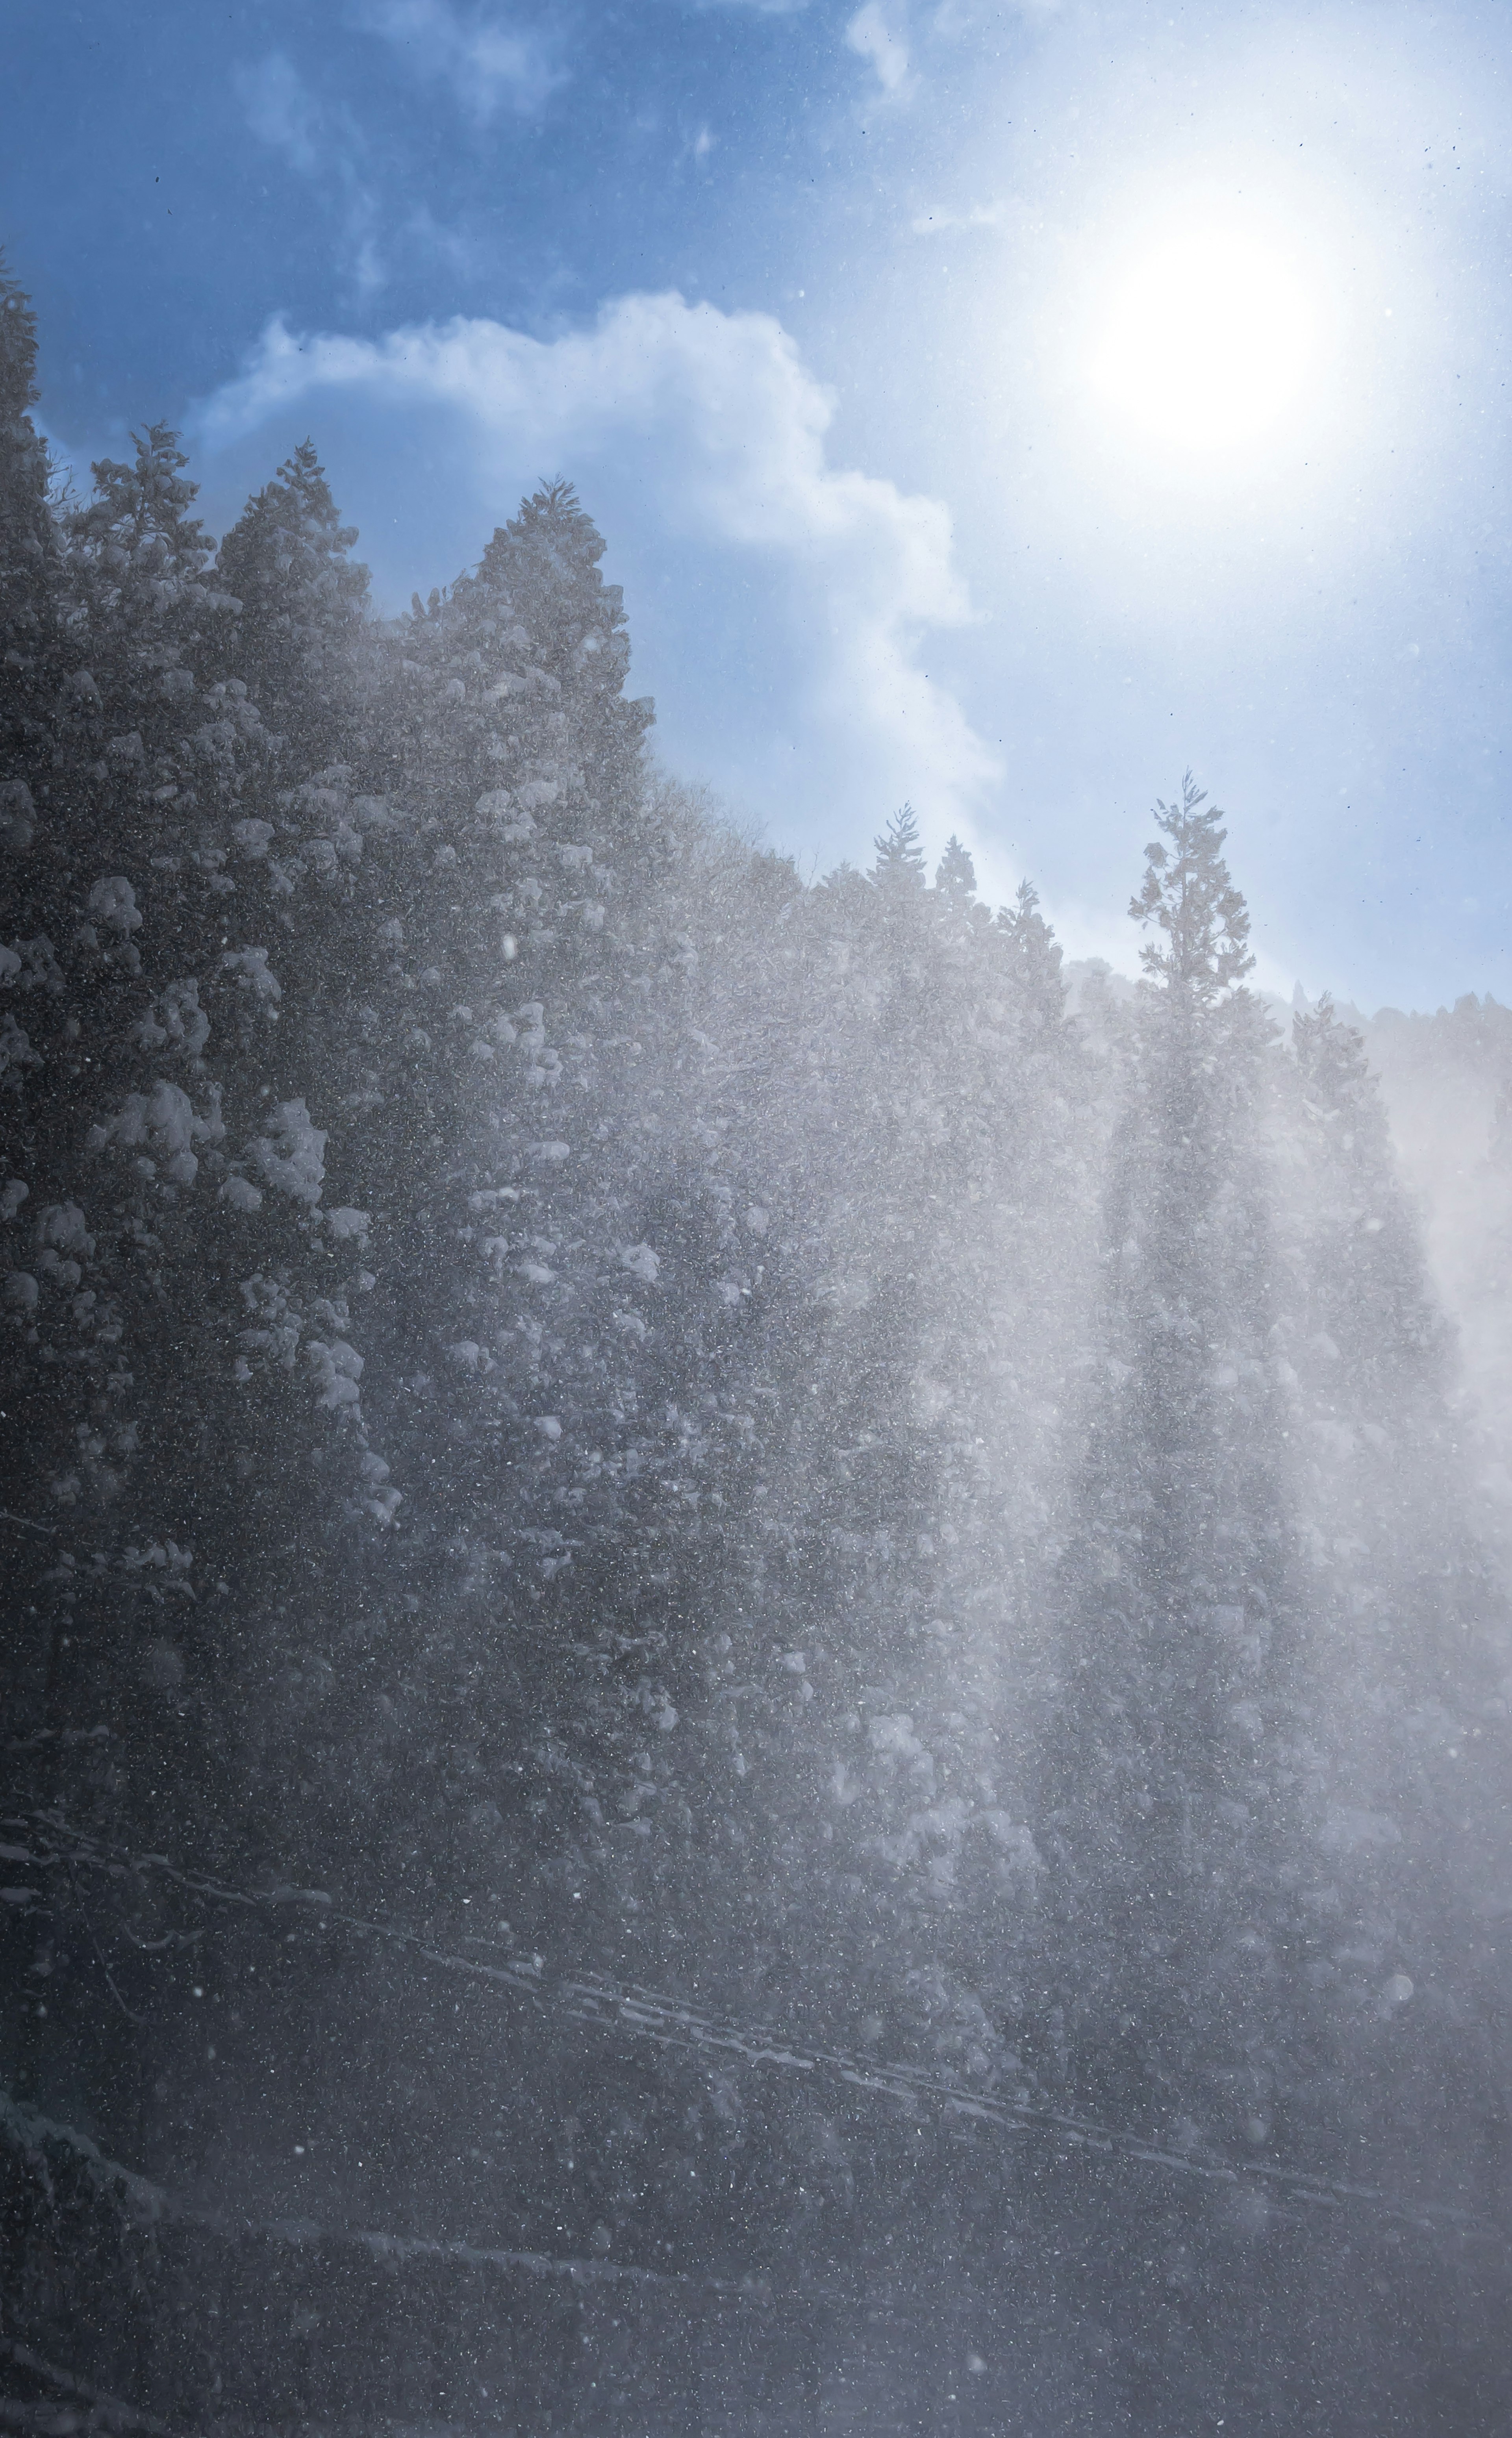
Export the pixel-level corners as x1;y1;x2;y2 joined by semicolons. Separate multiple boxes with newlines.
4;254;1512;2425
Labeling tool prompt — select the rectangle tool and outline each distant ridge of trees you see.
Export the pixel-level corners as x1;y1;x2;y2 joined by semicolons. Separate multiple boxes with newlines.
4;252;1512;2432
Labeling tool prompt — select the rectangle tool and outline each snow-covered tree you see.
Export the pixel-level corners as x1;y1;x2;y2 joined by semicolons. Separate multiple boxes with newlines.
1;400;386;1873
871;800;927;893
10;249;1512;2427
215;439;372;760
1036;780;1303;2145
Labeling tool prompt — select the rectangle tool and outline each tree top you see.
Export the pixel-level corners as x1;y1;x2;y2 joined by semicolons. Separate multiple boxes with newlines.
1130;772;1254;1003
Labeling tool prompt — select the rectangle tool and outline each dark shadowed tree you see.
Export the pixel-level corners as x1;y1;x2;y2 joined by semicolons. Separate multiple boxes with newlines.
0;252;63;835
215;439;372;760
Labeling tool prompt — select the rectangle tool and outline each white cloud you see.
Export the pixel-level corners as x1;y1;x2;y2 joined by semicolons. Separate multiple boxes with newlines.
845;2;911;96
237;54;322;174
194;292;999;863
353;0;565;120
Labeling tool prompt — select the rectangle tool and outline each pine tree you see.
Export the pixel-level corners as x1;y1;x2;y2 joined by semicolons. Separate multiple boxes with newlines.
933;832;977;914
1036;779;1303;2149
871;801;927;893
1128;772;1253;1002
212;476;682;1915
998;878;1067;1038
215;439;372;760
3;419;256;1603
0;251;63;836
1;412;388;1882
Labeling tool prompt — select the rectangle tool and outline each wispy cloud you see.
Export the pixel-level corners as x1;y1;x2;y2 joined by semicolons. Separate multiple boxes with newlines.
236;52;386;296
845;2;911;96
235;54;323;175
404;204;489;279
353;0;566;122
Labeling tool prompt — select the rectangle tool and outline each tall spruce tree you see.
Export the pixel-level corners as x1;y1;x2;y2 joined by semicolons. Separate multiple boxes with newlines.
1036;778;1304;2145
871;801;927;893
215;439;372;760
214;477;681;1915
0;251;62;832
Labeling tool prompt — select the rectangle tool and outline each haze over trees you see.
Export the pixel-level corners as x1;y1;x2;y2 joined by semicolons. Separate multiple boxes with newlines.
4;253;1512;2434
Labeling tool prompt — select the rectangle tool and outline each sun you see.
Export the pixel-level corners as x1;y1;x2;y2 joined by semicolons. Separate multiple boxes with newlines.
1089;222;1319;459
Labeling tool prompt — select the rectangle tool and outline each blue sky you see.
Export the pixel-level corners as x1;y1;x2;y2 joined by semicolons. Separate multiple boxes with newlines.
7;0;1511;1008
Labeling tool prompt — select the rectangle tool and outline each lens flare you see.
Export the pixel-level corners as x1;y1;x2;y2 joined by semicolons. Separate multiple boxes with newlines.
1090;224;1318;457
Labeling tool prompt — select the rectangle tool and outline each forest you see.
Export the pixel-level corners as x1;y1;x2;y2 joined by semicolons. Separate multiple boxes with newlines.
4;248;1512;2433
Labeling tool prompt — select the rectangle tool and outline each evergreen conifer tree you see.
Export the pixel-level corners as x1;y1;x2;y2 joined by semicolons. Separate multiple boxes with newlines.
871;801;927;893
0;251;63;836
998;878;1067;1037
215;440;372;758
2;403;386;1882
1128;775;1254;1001
211;476;685;1915
933;832;977;912
1037;778;1303;2148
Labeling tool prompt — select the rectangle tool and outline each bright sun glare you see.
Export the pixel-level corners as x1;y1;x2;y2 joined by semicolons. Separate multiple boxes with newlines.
1090;223;1318;459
